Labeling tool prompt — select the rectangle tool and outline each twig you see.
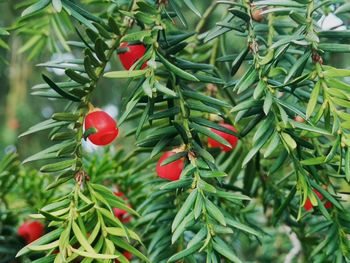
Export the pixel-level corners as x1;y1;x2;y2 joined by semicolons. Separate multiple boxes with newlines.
282;225;301;263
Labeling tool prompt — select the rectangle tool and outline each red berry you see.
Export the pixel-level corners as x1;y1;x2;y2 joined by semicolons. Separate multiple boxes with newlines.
124;251;132;260
304;198;313;211
325;200;333;209
118;42;147;70
115;251;133;263
18;221;44;244
208;123;238;152
304;189;333;211
113;192;132;223
113;208;131;223
315;190;333;209
314;190;323;200
156;151;184;181
84;110;119;146
114;191;124;197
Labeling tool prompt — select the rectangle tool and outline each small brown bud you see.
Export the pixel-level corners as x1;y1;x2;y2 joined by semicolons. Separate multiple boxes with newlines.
252;9;264;22
207;84;218;96
311;53;323;64
249;41;259;53
319;57;323;65
294;116;305;123
188;151;196;163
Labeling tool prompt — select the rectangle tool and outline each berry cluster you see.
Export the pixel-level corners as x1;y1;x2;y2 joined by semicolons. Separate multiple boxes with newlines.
156;123;239;181
304;189;333;211
84;45;241;183
83;42;148;146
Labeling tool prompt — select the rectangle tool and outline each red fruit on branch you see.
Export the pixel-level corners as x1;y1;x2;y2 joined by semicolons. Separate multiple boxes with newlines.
118;42;147;70
113;191;132;223
208;123;238;152
304;189;333;211
115;251;133;263
156;151;184;181
84;110;119;146
124;251;132;260
324;200;333;209
18;221;44;244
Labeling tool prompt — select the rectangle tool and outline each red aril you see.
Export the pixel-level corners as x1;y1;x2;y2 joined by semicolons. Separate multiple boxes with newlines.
115;251;133;263
18;221;44;244
113;191;132;223
208;123;238;152
84;110;119;146
156;151;184;181
118;42;147;70
304;197;313;211
304;189;333;211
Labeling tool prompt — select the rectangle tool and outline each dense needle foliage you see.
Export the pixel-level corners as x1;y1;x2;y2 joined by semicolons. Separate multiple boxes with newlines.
1;0;350;262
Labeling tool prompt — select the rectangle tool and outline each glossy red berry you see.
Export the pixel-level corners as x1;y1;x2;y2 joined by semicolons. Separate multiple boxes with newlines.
84;110;119;146
115;251;132;263
303;200;312;211
124;251;132;260
304;189;333;211
208;123;238;152
118;42;147;70
324;200;333;209
18;221;44;244
156;151;184;181
113;192;132;223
